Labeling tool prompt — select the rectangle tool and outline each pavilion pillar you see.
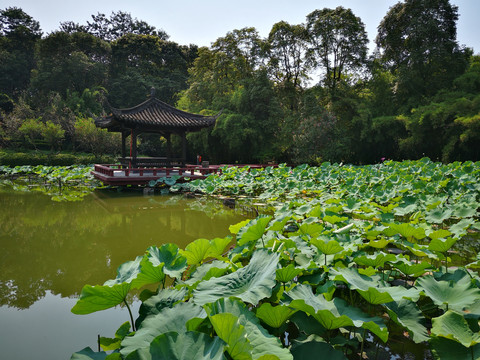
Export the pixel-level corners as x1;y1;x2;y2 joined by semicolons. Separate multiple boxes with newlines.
166;133;172;165
132;130;138;167
181;131;187;165
121;132;127;159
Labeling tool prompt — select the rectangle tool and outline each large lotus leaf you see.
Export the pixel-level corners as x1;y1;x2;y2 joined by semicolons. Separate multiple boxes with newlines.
393;258;433;277
449;218;475;238
356;288;395;305
210;313;253;360
287;284;388;342
452;205;477;219
71;282;132;315
310;238;343;255
383;223;425;240
329;267;381;291
207;237;232;259
256;303;297;328
296;223;324;237
425;208;453;224
291;341;346;360
431;310;480;347
276;264;304;283
322;215;348;225
417;276;480;311
132;256;165;289
428;229;453;240
206;298;293;360
353;252;396;268
385;300;429;343
193;249;279;306
120;302;207;357
428;237;457;254
146;244;188;279
267;215;291;232
237;215;272;246
181;238;212;266
329;267;419;304
230;220;251;235
71;347;108;360
366;238;393;249
183;260;231;286
136;288;188;328
125;331;226;360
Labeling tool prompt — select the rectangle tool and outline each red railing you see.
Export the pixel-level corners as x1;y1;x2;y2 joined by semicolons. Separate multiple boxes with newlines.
93;164;223;178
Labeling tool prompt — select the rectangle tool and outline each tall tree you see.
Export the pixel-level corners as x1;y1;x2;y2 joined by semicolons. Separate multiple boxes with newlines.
0;7;41;97
211;27;264;77
266;21;309;109
60;11;168;42
30;31;110;98
376;0;470;109
306;7;368;95
109;34;192;106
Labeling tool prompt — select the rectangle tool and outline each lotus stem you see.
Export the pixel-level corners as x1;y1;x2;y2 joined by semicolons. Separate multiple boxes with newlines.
360;328;366;359
124;299;136;332
97;334;100;352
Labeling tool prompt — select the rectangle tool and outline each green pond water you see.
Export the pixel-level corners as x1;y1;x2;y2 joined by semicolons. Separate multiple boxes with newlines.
0;190;247;360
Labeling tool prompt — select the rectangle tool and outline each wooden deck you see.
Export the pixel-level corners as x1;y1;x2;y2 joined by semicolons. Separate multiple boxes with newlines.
92;164;274;186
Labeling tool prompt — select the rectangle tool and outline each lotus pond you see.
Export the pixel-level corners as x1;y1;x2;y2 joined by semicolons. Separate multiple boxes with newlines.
68;159;480;360
0;188;247;360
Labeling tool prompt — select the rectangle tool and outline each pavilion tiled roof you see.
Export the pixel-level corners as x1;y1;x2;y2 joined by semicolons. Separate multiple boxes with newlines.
97;96;219;133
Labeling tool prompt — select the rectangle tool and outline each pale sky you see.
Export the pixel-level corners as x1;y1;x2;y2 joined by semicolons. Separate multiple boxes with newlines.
5;0;480;54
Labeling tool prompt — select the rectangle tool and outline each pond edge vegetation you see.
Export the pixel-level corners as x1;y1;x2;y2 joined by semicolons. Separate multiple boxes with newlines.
66;158;480;359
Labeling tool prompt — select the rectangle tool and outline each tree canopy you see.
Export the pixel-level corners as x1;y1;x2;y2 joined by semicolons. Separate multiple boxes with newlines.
0;1;478;164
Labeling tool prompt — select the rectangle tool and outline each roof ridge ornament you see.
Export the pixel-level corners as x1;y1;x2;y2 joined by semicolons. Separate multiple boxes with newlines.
150;86;156;98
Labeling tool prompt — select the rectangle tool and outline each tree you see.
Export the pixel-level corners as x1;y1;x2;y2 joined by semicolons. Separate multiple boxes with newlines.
30;31;110;98
212;27;264;78
376;0;470;109
60;11;168;42
0;7;41;97
108;34;192;106
306;7;368;95
266;21;309;109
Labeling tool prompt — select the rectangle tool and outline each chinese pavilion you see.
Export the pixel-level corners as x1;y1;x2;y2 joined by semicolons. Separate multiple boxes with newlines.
95;89;219;167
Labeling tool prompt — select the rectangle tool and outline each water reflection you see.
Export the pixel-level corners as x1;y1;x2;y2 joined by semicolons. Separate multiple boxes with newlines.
0;190;246;309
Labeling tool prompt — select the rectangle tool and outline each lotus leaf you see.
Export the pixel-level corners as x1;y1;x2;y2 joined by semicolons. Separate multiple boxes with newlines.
384;223;425;241
210;313;253;359
145;244;188;279
136;288;188;328
432;310;480;347
120;302;207;356
256;303;297;328
237;215;273;246
428;237;457;254
193;249;279;306
206;298;293;360
287;284;388;342
125;331;226;360
353;252;396;268
276;264;303;283
417;276;480;311
385;300;429;343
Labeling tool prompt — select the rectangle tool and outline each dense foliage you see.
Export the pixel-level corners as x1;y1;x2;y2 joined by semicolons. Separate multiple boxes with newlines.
1;1;479;164
71;159;480;359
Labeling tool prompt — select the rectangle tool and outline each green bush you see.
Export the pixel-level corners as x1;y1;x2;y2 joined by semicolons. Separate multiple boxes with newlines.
0;151;115;166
